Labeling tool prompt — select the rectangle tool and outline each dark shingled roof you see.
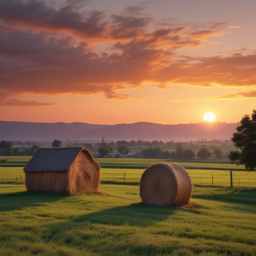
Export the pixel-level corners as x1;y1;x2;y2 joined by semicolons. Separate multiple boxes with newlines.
24;147;84;172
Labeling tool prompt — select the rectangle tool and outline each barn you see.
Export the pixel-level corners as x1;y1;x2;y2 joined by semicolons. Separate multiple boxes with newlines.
24;147;100;194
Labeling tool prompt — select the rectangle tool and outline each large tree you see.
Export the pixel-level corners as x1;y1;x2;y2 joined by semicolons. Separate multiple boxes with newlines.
197;146;212;160
183;149;196;160
118;145;131;155
213;147;225;159
176;145;185;159
0;141;13;155
98;147;110;158
229;109;256;171
141;147;163;158
163;150;171;158
104;145;114;153
0;141;13;152
31;145;39;152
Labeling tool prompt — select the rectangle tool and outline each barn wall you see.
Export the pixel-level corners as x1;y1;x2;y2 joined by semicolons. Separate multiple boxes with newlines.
25;171;69;193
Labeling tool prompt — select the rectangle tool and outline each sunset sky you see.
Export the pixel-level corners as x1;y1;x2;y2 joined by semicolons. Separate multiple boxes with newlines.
0;0;256;124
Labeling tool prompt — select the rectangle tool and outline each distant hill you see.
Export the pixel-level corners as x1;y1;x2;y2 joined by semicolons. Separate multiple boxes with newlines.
0;121;105;141
0;121;238;141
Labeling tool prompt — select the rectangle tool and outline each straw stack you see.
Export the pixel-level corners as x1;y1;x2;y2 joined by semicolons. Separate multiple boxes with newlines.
140;163;192;206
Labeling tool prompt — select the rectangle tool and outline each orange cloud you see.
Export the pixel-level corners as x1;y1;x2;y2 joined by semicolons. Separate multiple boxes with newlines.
156;54;256;87
0;99;58;107
0;29;256;100
0;91;58;107
227;26;241;29
171;90;256;102
213;90;256;100
185;23;226;40
0;0;253;104
186;30;223;39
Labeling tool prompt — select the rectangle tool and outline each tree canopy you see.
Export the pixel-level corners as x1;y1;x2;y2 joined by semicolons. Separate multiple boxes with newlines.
176;145;185;159
163;150;171;158
141;147;163;158
213;147;225;158
52;140;62;147
98;146;110;157
104;145;114;153
0;141;13;152
197;147;212;160
183;149;196;160
229;109;256;171
170;152;176;159
118;145;131;155
31;145;39;152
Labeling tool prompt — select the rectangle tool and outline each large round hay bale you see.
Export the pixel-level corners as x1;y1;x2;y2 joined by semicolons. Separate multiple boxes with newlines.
140;163;192;206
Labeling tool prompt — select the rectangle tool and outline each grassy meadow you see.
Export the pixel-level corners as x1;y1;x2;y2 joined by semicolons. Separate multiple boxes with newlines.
1;157;256;188
1;157;256;255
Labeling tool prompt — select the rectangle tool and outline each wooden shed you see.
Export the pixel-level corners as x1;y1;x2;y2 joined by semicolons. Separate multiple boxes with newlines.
24;147;100;194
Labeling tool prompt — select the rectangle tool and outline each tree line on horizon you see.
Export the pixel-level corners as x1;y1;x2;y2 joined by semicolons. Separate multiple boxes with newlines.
0;138;226;160
0;140;62;156
96;143;226;160
0;137;229;158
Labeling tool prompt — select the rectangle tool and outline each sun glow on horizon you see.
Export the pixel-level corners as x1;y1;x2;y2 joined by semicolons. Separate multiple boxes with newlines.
204;112;216;122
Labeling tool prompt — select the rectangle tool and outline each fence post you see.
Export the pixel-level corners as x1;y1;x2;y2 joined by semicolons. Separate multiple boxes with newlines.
212;174;213;186
230;170;233;188
124;172;126;184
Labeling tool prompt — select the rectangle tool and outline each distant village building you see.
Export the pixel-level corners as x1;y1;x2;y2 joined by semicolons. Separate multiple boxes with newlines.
125;152;139;158
102;137;104;143
24;147;100;194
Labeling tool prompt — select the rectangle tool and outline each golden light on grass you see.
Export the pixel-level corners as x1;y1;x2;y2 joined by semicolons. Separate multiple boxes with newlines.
204;112;216;122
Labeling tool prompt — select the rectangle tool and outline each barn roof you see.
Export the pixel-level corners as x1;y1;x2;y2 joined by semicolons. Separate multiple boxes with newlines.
24;147;84;172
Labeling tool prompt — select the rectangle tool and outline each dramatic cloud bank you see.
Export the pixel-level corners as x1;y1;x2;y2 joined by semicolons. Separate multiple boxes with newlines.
0;0;255;106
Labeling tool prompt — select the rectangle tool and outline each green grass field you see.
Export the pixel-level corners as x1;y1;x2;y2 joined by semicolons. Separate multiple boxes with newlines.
0;156;246;170
1;157;256;255
1;156;256;188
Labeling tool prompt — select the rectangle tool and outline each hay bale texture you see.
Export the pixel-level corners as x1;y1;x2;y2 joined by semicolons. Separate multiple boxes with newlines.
24;147;100;194
140;163;192;206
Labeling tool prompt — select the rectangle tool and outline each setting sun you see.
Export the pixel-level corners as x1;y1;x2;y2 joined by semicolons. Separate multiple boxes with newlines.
204;112;216;122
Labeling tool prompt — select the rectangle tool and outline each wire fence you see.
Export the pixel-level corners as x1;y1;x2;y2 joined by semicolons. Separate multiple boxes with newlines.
100;170;256;188
189;173;256;187
1;170;256;188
